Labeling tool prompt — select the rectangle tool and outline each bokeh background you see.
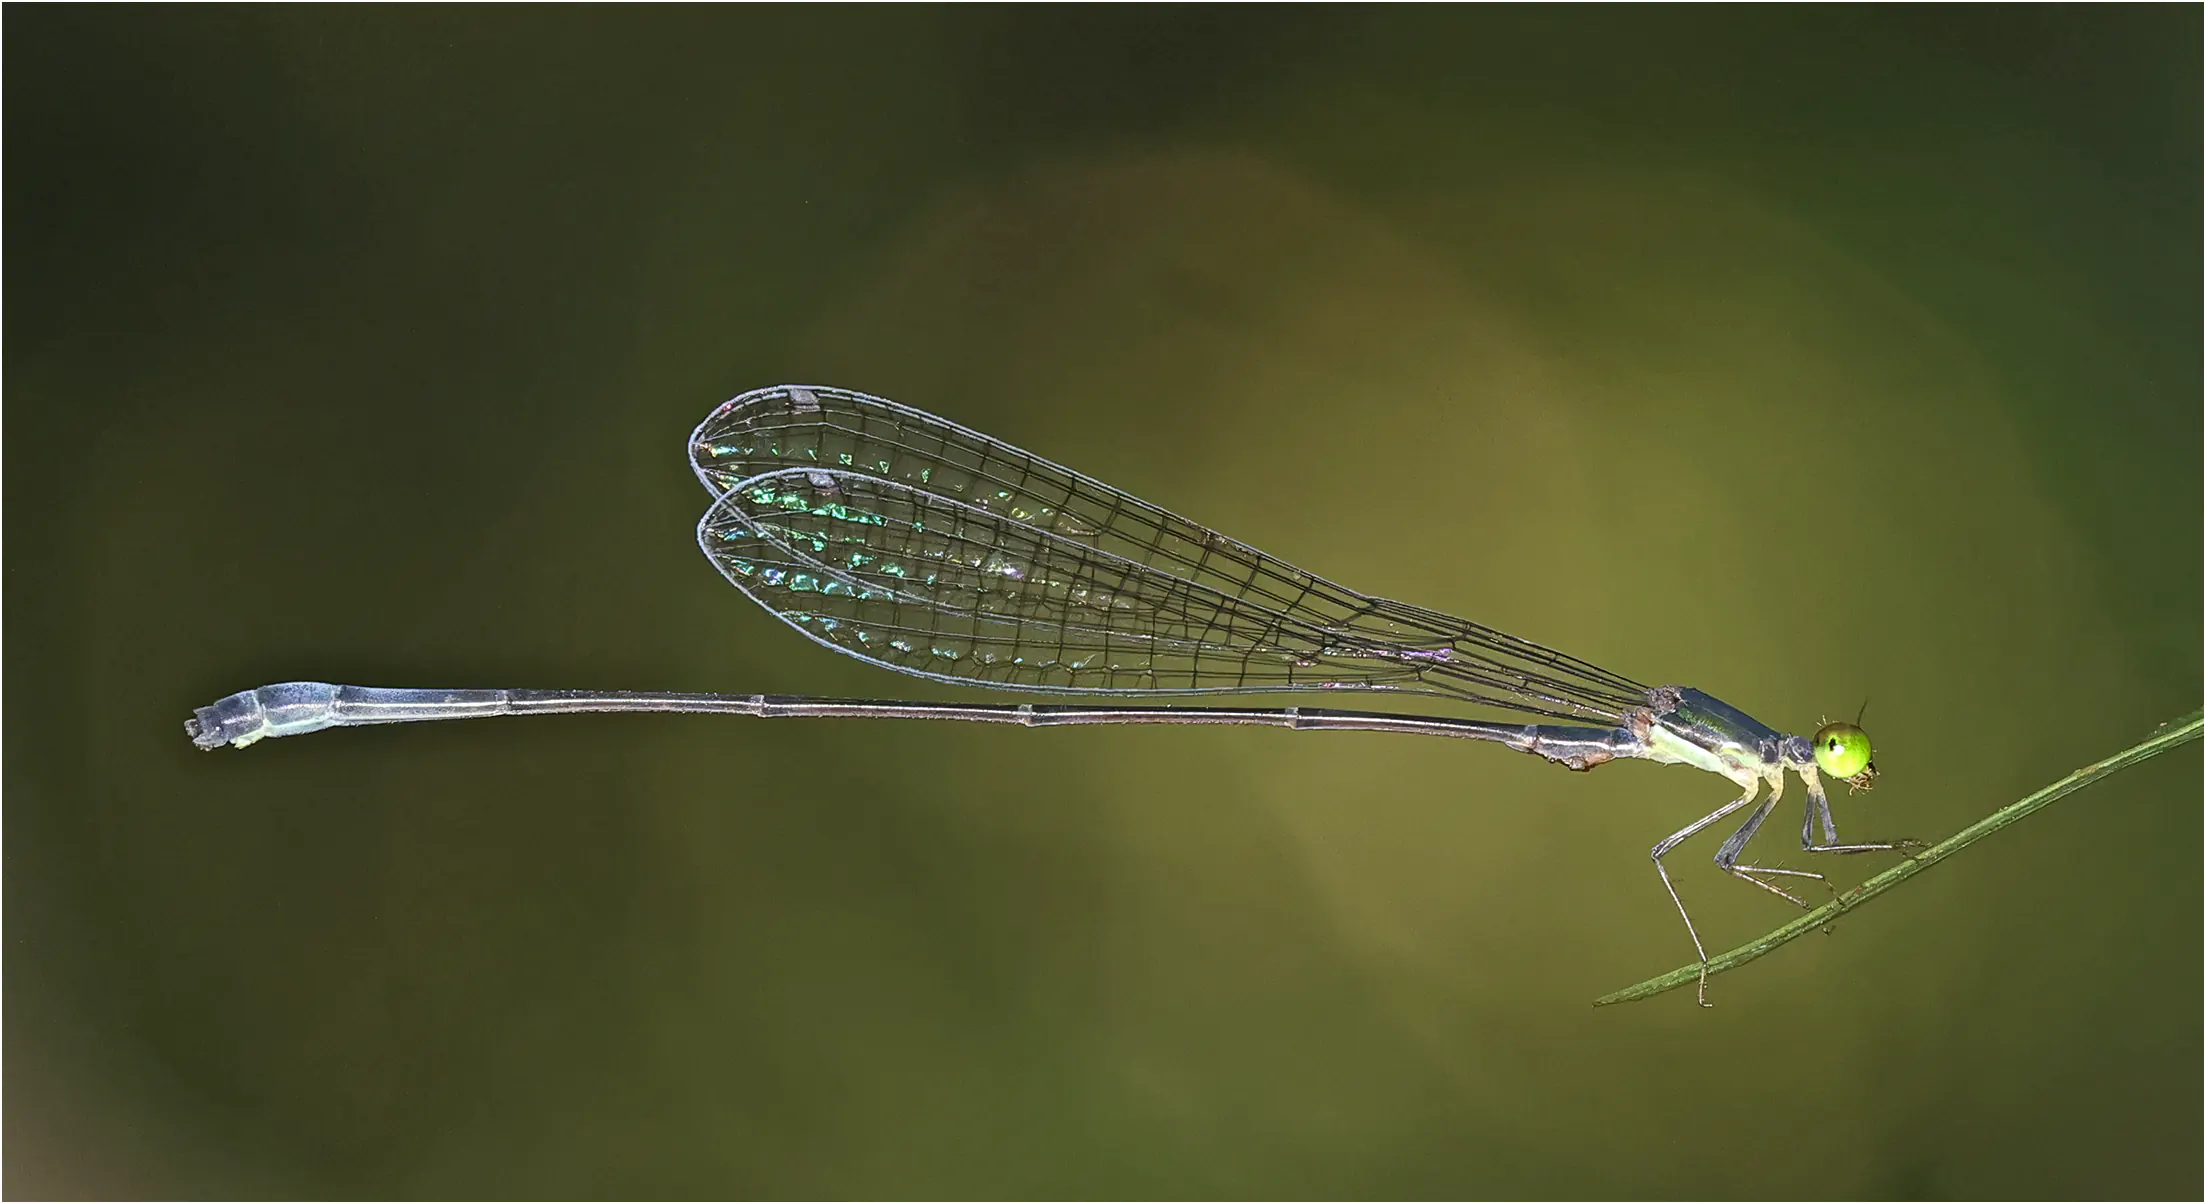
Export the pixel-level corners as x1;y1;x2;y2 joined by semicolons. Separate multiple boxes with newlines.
7;8;2199;1198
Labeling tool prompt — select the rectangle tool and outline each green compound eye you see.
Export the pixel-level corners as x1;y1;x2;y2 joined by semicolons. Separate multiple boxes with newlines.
1812;721;1875;782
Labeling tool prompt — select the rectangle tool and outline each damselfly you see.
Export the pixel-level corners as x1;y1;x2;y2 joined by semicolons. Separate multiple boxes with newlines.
188;384;1906;1004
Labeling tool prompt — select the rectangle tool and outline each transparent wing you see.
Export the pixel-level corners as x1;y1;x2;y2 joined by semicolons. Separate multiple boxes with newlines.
690;385;1650;723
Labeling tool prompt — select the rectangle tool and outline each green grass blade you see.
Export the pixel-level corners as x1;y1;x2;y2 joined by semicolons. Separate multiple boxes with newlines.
1593;707;2204;1007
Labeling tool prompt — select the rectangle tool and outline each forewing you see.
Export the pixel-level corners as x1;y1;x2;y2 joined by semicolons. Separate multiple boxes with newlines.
690;385;1648;720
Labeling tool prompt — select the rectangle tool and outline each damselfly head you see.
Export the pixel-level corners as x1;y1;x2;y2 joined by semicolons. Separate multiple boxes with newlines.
1810;719;1874;786
1826;696;1879;793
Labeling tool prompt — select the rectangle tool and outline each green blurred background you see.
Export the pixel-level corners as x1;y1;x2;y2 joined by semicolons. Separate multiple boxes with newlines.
7;7;2199;1198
